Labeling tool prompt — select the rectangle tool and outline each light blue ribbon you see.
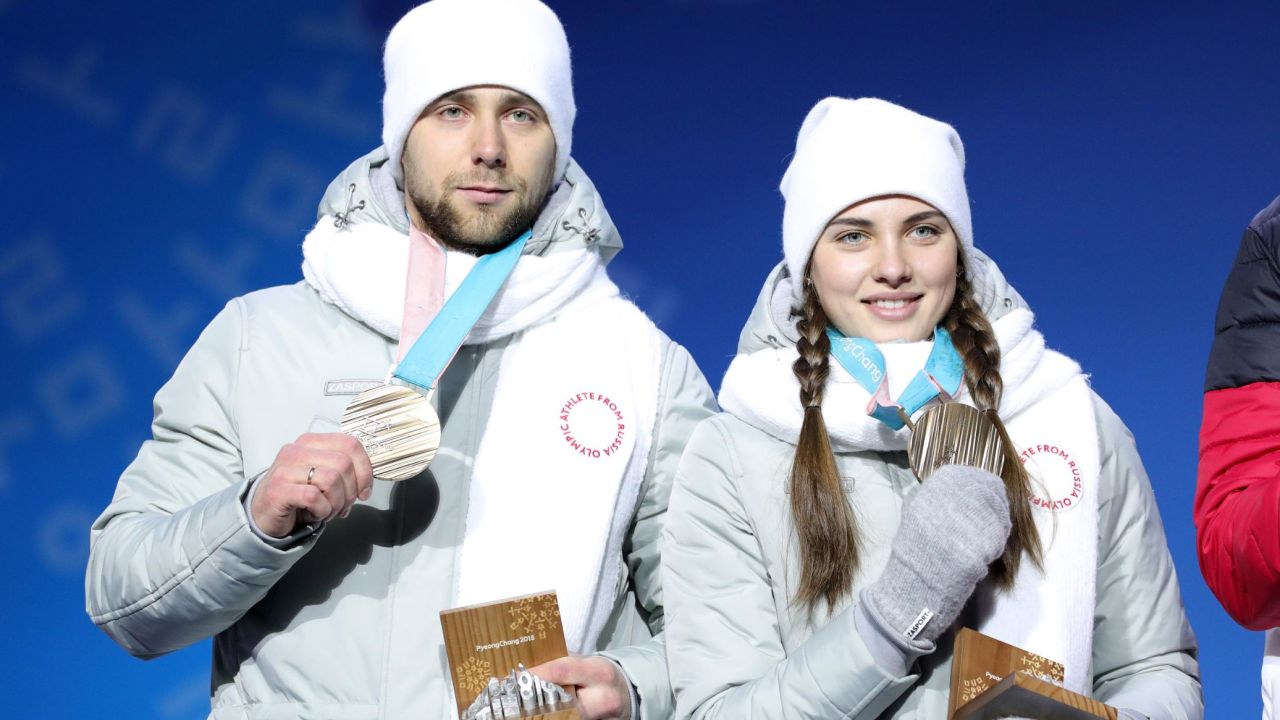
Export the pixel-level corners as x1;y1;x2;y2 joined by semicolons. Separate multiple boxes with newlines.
393;230;531;392
826;326;965;430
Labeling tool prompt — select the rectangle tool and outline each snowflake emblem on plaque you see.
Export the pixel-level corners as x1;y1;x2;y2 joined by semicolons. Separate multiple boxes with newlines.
457;656;494;696
506;595;561;640
1018;652;1065;685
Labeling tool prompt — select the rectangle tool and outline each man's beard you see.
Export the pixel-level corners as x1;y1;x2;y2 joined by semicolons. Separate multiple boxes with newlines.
408;171;549;255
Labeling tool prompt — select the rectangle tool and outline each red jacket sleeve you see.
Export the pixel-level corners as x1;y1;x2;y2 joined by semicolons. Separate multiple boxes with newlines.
1197;381;1280;630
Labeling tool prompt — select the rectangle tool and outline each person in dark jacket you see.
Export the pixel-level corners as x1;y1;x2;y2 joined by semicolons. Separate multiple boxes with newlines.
1197;193;1280;718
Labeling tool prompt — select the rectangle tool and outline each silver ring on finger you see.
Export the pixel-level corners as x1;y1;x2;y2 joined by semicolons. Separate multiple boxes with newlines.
307;466;316;485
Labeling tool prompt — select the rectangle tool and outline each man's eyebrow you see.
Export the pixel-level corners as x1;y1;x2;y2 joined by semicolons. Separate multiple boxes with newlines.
496;91;545;116
828;216;875;229
498;90;537;106
433;90;476;106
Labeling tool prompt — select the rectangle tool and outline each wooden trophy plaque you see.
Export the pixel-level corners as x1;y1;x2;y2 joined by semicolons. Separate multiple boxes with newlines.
441;590;581;719
949;628;1117;720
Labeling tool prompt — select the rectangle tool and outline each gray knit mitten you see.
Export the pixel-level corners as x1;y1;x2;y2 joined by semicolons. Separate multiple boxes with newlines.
862;464;1012;645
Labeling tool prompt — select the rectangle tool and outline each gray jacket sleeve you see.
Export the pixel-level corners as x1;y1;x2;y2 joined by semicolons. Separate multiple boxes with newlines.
598;340;717;720
84;300;317;658
663;418;916;720
1090;394;1202;719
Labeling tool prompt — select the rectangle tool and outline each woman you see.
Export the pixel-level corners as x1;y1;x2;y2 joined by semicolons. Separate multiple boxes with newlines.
662;98;1201;719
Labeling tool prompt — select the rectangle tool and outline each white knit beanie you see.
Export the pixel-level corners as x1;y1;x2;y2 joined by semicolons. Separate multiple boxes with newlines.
780;97;972;302
381;0;576;186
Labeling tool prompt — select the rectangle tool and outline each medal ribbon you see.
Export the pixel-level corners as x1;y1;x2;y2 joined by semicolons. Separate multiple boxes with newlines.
396;225;448;363
826;326;965;430
392;229;531;392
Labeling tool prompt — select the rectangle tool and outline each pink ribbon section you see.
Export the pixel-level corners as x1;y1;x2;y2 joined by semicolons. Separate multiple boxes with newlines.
396;225;446;362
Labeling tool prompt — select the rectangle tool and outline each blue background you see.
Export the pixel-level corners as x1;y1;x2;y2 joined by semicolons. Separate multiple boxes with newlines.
2;0;1277;716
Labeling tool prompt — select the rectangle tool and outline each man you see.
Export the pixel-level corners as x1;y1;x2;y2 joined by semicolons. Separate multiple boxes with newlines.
84;1;715;718
1197;192;1280;718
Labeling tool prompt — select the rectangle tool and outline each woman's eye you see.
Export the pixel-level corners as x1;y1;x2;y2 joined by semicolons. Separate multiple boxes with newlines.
838;231;868;245
910;225;939;239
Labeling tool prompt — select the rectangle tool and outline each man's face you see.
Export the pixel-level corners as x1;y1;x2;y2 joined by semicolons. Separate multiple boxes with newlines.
401;86;557;254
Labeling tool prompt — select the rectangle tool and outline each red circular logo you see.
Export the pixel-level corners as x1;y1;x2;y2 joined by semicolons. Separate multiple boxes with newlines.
557;392;627;460
1018;443;1083;513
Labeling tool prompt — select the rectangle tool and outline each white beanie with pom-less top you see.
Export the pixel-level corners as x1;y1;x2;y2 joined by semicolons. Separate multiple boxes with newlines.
381;0;576;186
780;97;973;303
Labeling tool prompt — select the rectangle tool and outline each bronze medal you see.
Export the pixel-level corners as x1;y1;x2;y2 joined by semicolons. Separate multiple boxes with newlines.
907;402;1006;482
341;384;440;481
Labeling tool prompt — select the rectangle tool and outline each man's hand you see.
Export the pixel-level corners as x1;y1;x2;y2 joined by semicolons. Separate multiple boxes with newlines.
250;433;374;538
530;654;633;720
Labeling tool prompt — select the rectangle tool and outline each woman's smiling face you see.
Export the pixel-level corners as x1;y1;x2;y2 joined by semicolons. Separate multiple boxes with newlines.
808;195;958;342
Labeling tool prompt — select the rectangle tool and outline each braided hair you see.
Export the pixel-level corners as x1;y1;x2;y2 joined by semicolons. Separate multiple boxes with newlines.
788;250;1042;614
943;267;1043;587
789;280;860;613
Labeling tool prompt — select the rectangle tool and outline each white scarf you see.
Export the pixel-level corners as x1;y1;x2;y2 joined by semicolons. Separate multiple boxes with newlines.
719;308;1101;694
301;216;661;653
302;217;618;345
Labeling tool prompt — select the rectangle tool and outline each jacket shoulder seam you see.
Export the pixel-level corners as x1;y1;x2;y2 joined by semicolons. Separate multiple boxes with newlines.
643;337;680;467
704;415;749;500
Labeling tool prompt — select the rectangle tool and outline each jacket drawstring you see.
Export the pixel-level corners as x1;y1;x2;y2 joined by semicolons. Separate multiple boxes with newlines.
334;183;366;230
560;207;600;245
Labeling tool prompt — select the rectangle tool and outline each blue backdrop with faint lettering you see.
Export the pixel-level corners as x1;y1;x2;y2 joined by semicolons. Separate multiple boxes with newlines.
3;0;1278;716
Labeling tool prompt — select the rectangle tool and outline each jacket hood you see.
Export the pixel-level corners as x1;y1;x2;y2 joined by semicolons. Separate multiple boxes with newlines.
302;147;625;344
736;245;1030;355
1251;193;1280;243
314;146;624;263
1204;193;1280;392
